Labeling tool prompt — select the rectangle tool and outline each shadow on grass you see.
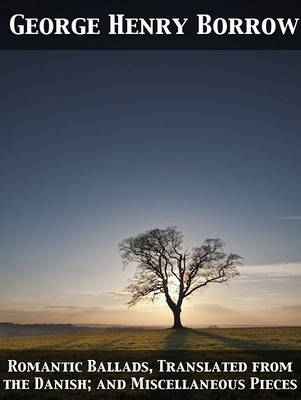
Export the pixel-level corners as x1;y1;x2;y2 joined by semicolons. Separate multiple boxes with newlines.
164;328;191;350
190;329;283;352
164;328;282;352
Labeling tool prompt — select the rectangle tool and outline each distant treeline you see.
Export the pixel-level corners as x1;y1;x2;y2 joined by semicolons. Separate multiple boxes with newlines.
0;323;161;338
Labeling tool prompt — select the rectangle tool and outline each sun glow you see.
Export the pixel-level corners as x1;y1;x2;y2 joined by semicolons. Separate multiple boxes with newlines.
167;276;180;302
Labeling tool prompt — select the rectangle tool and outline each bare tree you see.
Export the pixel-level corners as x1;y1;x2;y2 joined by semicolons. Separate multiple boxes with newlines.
119;227;242;329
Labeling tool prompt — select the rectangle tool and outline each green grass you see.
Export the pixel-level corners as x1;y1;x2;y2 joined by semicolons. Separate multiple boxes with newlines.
0;327;300;350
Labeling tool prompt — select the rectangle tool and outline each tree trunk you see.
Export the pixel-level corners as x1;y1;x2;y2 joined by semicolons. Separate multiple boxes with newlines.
171;308;183;329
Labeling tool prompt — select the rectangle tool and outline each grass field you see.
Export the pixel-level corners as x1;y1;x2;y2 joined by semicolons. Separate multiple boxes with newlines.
0;327;300;350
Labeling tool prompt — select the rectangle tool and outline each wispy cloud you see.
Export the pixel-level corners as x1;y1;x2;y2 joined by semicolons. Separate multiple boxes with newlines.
67;290;128;300
102;290;128;300
274;304;301;313
0;304;104;313
0;303;157;325
237;262;301;283
277;216;301;220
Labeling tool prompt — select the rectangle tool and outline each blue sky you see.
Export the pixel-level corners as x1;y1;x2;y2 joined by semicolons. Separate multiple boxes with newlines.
0;51;300;325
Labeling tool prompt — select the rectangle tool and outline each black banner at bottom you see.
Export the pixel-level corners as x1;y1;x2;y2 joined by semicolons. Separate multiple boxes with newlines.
0;350;300;399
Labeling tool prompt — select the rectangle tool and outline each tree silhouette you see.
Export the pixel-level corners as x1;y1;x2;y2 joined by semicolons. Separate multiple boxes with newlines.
119;227;242;329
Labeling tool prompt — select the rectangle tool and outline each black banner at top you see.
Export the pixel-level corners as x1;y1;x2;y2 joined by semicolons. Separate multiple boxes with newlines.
0;0;301;50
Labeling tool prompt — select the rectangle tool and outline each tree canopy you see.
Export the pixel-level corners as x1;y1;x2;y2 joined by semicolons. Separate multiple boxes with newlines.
119;227;242;328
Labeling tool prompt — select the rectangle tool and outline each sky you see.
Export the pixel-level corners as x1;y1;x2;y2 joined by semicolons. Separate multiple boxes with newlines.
0;51;300;326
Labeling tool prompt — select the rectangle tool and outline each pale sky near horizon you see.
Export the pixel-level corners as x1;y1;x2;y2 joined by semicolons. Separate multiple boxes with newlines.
0;51;300;326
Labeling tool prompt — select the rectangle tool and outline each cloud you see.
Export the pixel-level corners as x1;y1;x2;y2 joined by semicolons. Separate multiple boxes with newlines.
65;290;128;300
74;292;104;298
237;262;301;283
102;290;128;300
0;302;165;325
0;304;104;313
274;304;301;313
277;216;301;220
